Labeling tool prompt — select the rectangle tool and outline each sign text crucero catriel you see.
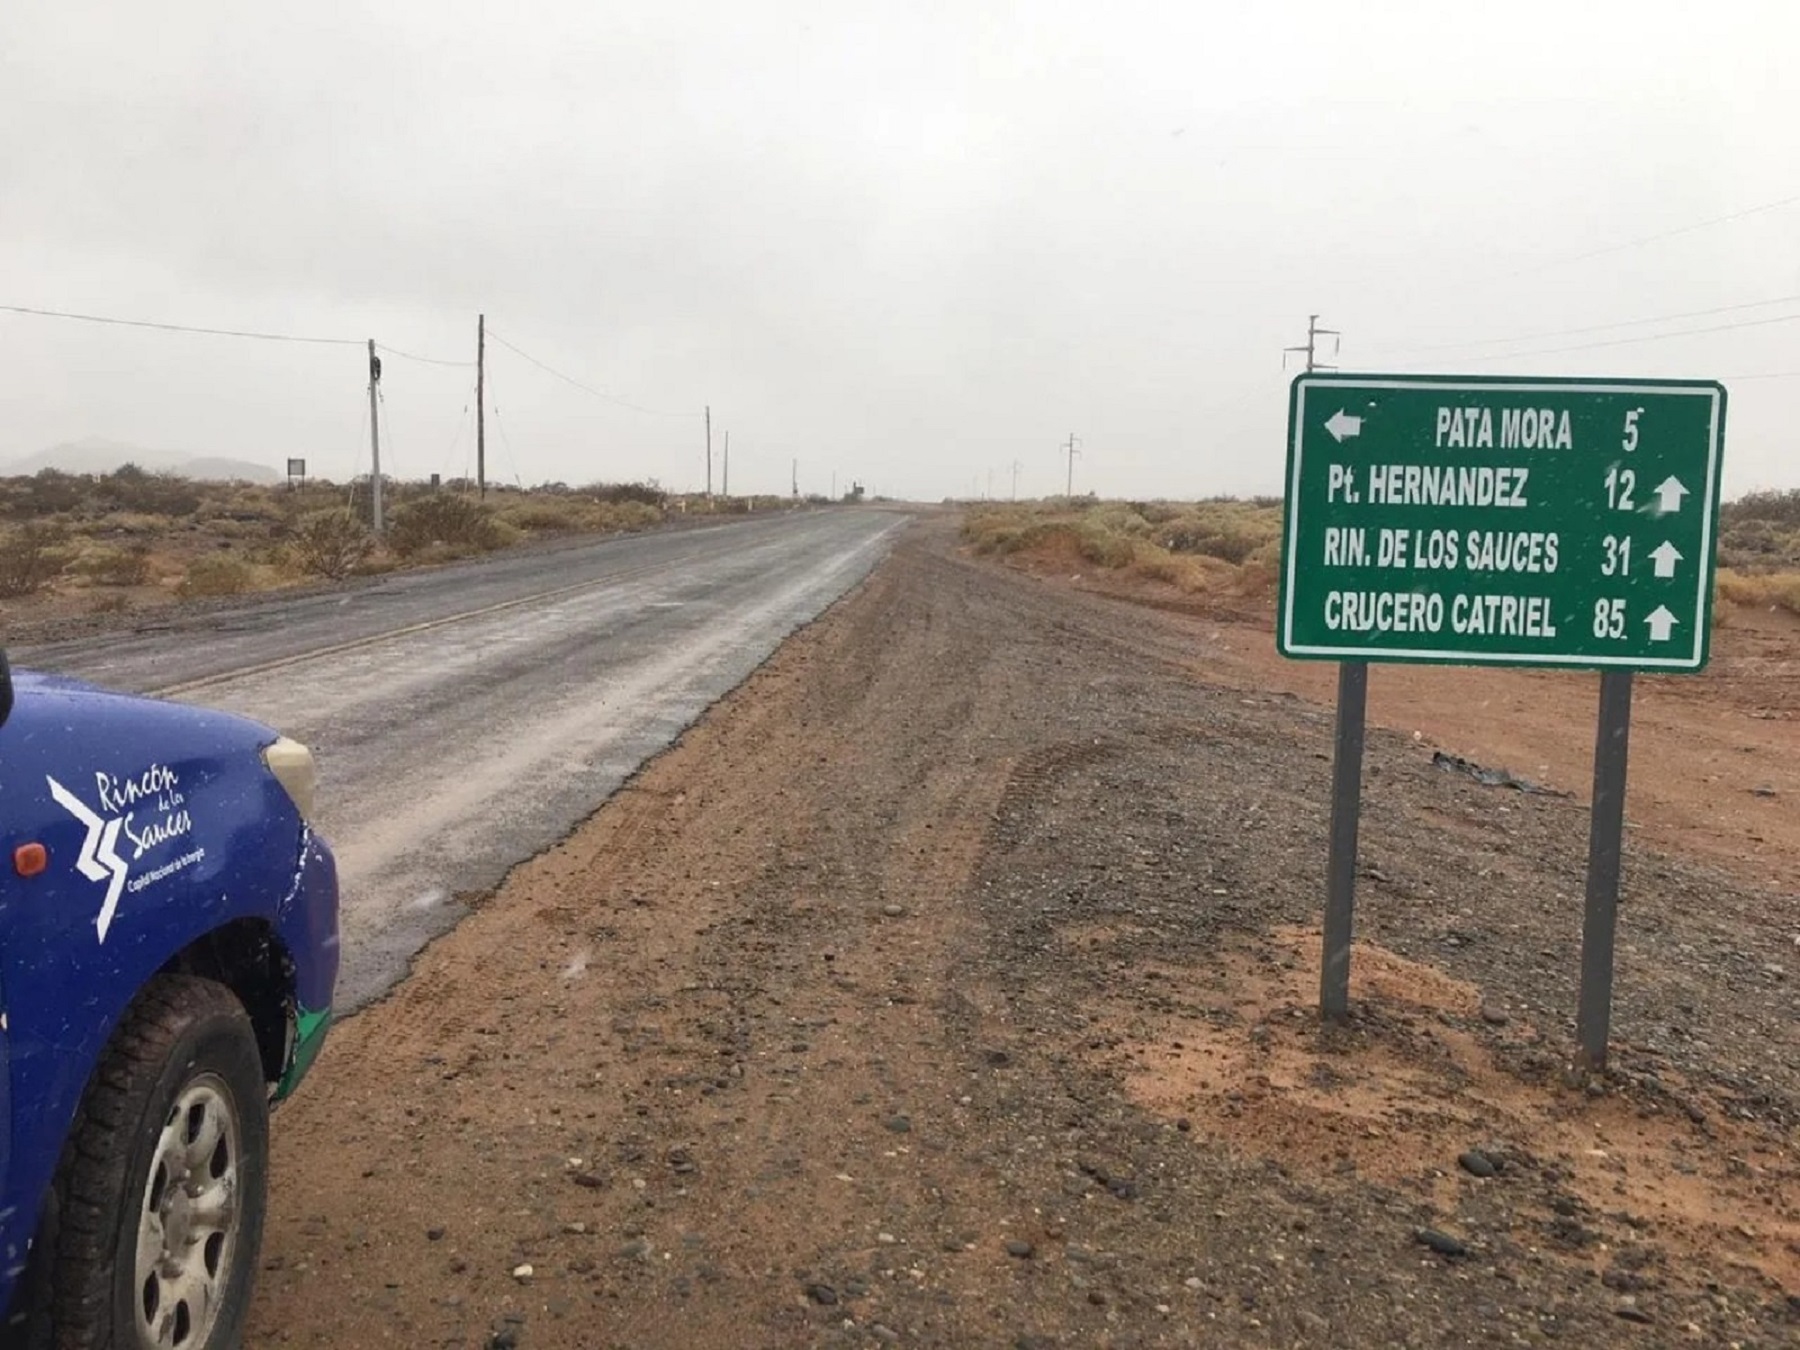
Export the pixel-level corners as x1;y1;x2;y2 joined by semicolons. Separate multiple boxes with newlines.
1278;374;1726;671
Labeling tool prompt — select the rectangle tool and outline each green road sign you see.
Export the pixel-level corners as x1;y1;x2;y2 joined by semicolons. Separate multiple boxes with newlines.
1278;374;1726;671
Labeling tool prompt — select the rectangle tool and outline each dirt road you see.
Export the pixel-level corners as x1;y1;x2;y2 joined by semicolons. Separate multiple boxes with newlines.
247;520;1797;1348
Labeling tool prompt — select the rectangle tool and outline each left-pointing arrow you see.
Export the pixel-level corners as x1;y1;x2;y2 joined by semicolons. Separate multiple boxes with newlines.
1645;605;1678;642
1325;409;1362;442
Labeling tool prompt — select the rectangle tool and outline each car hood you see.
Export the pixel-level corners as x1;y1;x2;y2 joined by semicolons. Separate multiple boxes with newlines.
6;668;280;751
11;669;115;698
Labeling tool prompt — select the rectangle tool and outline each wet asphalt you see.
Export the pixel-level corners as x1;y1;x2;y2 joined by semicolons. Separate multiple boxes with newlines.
17;509;902;1006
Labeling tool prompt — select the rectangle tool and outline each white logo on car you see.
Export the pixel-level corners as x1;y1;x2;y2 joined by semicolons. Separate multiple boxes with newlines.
47;765;201;943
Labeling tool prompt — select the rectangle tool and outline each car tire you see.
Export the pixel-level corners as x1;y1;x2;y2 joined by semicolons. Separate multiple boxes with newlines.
17;975;270;1350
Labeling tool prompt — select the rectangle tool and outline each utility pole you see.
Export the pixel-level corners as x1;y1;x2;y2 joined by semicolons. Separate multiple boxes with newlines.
722;431;729;496
1010;459;1021;501
705;405;713;499
1283;313;1340;374
832;470;837;500
1062;433;1081;498
476;313;486;498
366;339;384;534
1286;312;1360;1023
791;458;798;499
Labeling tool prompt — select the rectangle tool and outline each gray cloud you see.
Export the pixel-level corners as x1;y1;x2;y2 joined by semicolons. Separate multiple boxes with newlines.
2;0;1796;498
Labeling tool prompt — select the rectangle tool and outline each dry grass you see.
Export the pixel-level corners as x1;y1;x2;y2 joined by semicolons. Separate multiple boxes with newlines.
962;498;1280;594
1716;568;1800;617
0;524;71;598
1714;490;1800;616
176;554;259;599
0;466;811;622
1717;490;1800;585
492;497;663;536
968;494;1800;619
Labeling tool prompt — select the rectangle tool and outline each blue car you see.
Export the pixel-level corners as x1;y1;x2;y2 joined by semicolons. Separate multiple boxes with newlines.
0;650;338;1349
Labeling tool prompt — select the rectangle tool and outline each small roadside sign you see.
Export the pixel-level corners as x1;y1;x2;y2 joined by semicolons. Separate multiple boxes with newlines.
1279;374;1726;672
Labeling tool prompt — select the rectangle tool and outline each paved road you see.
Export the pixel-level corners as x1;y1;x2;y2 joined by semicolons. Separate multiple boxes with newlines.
16;509;902;1006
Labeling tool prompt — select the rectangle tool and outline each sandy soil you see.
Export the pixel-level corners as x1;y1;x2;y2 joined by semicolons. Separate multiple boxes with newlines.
245;520;1798;1349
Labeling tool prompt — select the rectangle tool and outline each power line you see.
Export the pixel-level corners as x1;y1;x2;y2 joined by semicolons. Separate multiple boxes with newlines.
1508;188;1800;275
377;342;475;368
0;301;362;346
437;404;471;480
1380;293;1800;358
375;386;400;481
1361;191;1800;370
1439;310;1800;366
485;326;696;418
490;401;526;488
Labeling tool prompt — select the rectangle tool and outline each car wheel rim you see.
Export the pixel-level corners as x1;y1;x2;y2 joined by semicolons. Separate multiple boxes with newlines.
133;1075;242;1349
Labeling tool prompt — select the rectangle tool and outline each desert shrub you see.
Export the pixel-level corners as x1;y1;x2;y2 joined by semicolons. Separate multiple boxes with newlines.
76;545;153;587
290;510;372;579
98;465;202;517
385;494;505;558
963;499;1288;592
177;554;254;598
586;481;667;508
1086;504;1154;538
1153;502;1281;564
1132;553;1188;586
593;500;662;531
0;523;71;596
1073;522;1139;568
963;511;1060;556
90;511;169;537
23;469;90;515
499;499;588;534
1718;516;1800;573
1722;489;1800;527
88;592;131;615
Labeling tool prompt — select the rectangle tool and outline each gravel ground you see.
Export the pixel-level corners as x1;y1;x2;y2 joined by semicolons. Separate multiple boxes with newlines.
245;519;1798;1349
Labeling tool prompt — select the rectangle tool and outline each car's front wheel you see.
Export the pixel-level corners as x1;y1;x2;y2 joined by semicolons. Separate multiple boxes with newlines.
26;975;270;1350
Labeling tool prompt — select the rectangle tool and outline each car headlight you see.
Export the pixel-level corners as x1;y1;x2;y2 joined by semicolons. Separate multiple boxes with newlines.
262;737;318;821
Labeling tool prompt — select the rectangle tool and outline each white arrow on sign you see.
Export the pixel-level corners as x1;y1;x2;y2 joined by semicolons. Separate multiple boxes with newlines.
1645;605;1678;642
1648;540;1683;579
1324;409;1362;442
1652;476;1689;514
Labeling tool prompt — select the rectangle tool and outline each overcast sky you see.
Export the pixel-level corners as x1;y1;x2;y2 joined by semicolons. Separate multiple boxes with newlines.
2;1;1796;500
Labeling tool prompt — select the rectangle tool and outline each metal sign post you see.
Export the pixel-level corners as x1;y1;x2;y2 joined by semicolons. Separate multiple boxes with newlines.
1320;659;1368;1020
1575;670;1633;1068
1279;373;1726;1065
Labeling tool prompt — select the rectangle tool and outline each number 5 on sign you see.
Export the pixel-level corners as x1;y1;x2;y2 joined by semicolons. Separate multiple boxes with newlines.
1622;408;1642;453
1592;598;1626;639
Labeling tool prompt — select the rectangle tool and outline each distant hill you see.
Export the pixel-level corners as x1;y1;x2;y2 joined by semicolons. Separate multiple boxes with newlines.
3;438;280;483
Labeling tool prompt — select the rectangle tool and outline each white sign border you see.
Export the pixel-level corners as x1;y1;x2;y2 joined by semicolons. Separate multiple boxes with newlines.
1280;376;1724;671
